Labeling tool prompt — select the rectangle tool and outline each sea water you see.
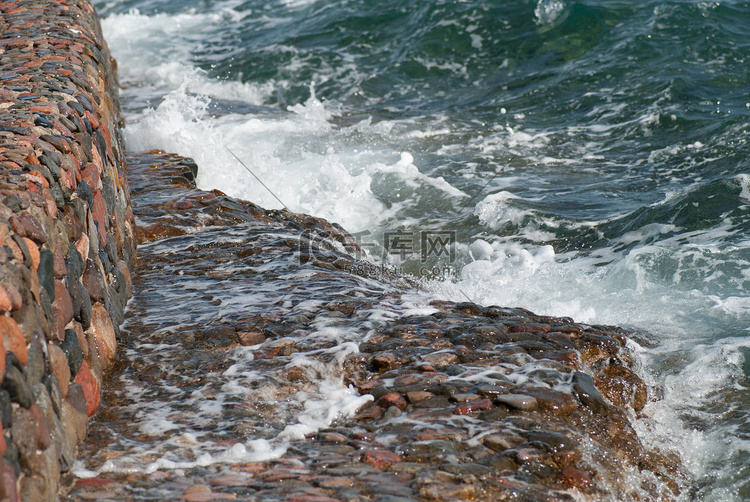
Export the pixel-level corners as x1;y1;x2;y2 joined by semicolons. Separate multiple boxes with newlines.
92;0;750;499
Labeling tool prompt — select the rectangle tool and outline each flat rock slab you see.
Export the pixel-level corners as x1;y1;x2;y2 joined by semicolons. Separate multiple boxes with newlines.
62;151;687;501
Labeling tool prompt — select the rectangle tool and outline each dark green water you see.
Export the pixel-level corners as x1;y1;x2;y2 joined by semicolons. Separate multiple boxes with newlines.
94;0;750;498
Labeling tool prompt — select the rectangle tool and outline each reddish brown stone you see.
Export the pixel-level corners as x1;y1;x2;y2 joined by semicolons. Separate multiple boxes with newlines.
205;473;253;487
371;353;399;372
362;449;401;470
315;476;354;488
81;163;100;189
28;403;51;450
0;315;27;365
48;343;71;397
453;398;493;415
75;233;90;263
52;246;67;278
22;237;40;270
377;392;408;410
91;190;107;244
237;331;266;346
421;351;458;367
88;303;116;368
419;484;476;500
358;379;385;392
355;403;383;421
595;365;648;413
258;466;312;482
560;465;592;489
138;222;190;243
318;432;347;443
51;279;73;340
523;387;578;416
413;426;468;442
181;484;238;501
287;496;338;502
174;200;193;210
533;349;580;369
74;360;101;417
392;373;420;387
2;238;23;264
510;323;552;334
24;171;48;188
0;283;23;313
229;462;267;474
406;391;434;404
73;478;113;488
81;259;106;302
9;213;47;243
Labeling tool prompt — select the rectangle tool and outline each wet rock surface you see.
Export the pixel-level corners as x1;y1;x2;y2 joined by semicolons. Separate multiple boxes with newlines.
0;0;134;499
63;151;688;501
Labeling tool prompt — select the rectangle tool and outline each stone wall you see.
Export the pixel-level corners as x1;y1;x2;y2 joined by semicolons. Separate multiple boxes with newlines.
0;0;134;499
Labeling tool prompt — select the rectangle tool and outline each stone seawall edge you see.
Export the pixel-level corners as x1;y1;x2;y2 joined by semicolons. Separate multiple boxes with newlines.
0;0;135;499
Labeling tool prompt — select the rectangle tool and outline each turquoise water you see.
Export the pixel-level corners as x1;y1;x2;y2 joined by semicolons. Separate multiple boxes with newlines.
94;0;750;498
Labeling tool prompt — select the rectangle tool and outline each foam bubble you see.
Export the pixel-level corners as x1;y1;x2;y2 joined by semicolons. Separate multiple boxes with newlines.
535;0;566;25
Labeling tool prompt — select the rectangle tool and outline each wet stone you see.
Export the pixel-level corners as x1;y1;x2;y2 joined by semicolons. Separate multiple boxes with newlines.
479;407;508;421
377;392;407;410
74;360;100;417
572;371;609;416
410;395;451;409
62;150;683;501
495;394;539;411
525;430;577;454
483;433;524;453
405;391;433;403
362;450;401;471
454;398;493;415
596;364;648;413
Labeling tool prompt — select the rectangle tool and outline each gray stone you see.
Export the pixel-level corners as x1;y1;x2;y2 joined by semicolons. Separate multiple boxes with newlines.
60;383;87;444
2;364;33;408
24;336;46;386
4;436;20;477
494;394;538;411
572;371;608;416
43;374;63;417
31;383;55;424
0;389;12;428
10;406;38;467
60;328;83;378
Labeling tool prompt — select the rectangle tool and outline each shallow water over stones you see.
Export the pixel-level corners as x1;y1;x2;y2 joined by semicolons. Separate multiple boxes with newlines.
62;151;687;501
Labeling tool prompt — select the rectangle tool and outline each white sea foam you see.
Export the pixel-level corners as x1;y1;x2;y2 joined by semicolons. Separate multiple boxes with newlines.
535;0;566;26
102;9;272;104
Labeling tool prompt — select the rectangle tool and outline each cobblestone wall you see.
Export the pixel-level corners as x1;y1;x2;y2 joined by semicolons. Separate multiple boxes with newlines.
0;0;134;499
